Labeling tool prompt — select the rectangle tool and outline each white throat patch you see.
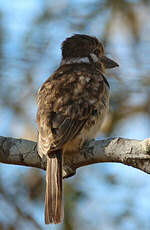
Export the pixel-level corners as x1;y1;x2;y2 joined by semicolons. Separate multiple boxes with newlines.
60;53;99;66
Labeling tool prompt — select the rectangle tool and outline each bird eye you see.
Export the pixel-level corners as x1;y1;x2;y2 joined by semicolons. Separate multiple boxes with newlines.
93;48;100;57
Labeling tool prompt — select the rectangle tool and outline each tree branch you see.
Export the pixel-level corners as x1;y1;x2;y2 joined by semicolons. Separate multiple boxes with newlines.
0;136;150;178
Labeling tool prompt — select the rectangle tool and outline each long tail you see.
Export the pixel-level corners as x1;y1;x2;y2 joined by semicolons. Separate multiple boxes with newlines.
45;150;63;224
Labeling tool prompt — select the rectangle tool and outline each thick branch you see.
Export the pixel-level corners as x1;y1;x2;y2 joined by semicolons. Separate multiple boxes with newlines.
0;136;150;178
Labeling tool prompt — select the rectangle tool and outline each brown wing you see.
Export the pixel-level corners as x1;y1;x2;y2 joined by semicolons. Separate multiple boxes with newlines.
50;112;87;149
36;64;108;156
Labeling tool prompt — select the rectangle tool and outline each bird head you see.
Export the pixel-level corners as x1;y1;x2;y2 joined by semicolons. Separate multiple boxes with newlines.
61;34;119;71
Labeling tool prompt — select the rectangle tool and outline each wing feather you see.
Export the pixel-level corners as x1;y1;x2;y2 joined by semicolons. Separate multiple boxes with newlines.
51;115;86;149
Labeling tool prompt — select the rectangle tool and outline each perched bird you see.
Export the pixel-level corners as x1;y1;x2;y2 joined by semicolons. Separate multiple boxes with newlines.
36;34;119;224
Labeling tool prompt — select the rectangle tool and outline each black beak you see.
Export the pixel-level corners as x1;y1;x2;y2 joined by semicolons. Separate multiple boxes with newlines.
101;56;119;69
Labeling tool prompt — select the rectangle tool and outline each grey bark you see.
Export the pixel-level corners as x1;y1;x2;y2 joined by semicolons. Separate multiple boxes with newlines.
0;136;150;178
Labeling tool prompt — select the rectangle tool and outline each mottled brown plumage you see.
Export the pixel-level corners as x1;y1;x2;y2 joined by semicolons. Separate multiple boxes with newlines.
36;34;119;224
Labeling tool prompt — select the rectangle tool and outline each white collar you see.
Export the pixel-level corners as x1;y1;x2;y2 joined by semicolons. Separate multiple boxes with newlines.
60;53;99;66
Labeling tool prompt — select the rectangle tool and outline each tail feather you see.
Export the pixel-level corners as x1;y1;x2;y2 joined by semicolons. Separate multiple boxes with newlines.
45;151;63;224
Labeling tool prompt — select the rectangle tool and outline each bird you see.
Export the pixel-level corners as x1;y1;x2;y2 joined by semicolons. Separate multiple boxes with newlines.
36;34;119;224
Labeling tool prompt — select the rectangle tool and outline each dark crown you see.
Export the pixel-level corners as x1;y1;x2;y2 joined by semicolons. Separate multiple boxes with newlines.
61;34;104;59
